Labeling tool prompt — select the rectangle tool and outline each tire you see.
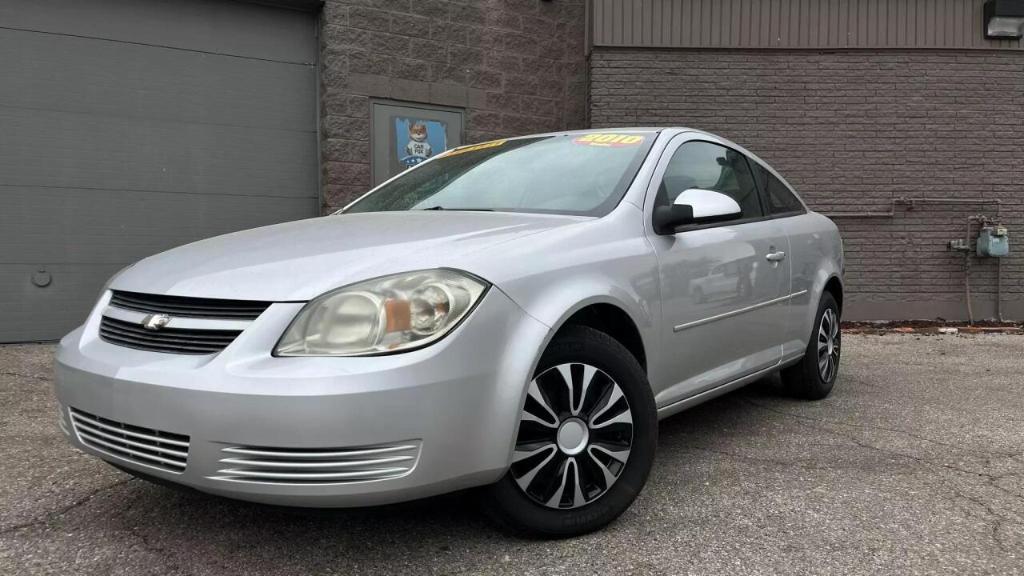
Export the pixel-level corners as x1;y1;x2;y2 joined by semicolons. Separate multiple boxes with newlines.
482;325;657;538
782;291;841;400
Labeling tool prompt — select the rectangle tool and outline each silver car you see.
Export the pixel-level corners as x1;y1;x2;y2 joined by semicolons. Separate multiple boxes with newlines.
55;128;843;537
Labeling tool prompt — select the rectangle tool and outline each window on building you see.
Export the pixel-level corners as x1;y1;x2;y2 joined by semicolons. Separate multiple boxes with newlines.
752;163;805;215
656;141;763;220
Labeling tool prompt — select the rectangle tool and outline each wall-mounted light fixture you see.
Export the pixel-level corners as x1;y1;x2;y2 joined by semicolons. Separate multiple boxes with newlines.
984;0;1024;39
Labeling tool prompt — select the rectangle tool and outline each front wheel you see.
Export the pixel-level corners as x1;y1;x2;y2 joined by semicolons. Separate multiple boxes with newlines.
482;325;657;537
782;291;841;400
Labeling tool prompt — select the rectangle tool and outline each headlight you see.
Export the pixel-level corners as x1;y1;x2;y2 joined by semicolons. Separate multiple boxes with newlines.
274;269;488;357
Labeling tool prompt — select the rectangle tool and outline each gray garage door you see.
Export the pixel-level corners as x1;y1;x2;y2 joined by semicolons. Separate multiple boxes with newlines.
0;0;319;342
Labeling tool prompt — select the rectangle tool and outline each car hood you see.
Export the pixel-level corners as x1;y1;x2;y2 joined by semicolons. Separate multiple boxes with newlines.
112;211;589;301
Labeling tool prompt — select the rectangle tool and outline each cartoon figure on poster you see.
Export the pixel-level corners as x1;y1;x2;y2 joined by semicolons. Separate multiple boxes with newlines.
396;118;448;169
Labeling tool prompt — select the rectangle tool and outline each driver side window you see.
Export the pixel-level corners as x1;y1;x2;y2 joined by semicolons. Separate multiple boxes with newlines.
656;141;763;220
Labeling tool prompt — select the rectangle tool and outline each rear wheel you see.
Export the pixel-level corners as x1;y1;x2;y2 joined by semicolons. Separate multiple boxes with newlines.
483;325;657;537
782;291;841;400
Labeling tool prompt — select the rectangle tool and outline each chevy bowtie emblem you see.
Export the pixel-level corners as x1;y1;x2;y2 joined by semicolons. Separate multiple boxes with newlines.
141;314;171;331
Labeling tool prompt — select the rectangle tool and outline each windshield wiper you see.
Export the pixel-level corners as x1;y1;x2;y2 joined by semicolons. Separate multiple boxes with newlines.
419;206;494;212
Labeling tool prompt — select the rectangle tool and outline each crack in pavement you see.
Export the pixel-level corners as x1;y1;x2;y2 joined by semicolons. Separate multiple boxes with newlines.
740;398;1024;496
0;370;52;383
117;491;197;576
0;478;134;536
739;398;1024;555
681;444;837;471
740;398;1022;459
940;478;1018;555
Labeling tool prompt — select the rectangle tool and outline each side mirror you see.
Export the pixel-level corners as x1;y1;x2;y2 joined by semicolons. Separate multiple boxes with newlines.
653;189;743;235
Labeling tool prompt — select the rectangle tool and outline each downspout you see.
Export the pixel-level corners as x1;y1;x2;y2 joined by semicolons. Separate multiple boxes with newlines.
997;255;1004;322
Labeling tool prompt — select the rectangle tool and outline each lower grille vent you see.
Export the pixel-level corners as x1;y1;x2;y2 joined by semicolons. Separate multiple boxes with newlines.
70;408;190;473
210;442;421;485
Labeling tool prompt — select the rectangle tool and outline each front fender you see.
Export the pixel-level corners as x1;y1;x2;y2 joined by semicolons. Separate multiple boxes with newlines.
456;205;663;464
491;256;662;375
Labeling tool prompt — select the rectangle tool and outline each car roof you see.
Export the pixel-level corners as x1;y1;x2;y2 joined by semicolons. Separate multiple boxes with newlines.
514;126;698;138
504;127;738;146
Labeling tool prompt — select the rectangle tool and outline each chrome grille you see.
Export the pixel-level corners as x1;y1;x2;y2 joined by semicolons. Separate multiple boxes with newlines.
210;442;421;485
110;290;271;320
99;316;241;355
70;408;190;474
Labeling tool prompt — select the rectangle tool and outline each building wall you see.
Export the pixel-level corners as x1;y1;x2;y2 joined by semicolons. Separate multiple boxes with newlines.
318;0;589;213
590;0;1023;51
591;48;1024;320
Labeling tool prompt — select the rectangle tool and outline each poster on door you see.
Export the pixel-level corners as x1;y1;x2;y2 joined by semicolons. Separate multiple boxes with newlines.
395;117;448;169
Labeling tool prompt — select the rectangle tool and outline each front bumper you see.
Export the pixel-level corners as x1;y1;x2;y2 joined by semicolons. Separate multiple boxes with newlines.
54;289;549;507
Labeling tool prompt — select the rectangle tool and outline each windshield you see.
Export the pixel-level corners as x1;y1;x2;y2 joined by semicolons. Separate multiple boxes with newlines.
344;132;657;217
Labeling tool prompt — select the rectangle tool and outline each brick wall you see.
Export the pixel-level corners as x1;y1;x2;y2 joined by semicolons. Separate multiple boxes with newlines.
591;48;1024;321
319;0;588;213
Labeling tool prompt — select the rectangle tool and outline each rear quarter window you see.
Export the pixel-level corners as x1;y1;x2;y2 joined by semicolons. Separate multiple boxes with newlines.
752;163;805;216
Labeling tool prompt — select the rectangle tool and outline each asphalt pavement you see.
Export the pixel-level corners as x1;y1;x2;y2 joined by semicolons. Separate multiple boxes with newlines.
1;334;1022;575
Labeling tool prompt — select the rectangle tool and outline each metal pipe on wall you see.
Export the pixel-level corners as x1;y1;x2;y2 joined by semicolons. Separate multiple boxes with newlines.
823;211;894;218
965;216;977;326
823;196;1003;219
997;258;1005;322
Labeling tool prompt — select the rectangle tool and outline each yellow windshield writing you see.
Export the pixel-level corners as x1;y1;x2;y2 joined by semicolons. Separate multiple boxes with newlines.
573;133;645;147
442;139;507;157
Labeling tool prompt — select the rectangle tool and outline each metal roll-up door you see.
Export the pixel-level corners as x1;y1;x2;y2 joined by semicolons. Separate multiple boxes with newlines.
0;0;320;341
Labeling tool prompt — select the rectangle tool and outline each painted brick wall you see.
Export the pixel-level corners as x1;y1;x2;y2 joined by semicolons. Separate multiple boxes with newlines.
319;0;588;213
591;48;1024;320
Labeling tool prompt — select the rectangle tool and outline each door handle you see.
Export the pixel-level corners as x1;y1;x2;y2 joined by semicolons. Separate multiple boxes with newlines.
765;251;786;262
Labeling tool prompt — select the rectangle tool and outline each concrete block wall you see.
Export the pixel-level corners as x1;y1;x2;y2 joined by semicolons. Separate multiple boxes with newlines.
318;0;588;213
591;48;1024;320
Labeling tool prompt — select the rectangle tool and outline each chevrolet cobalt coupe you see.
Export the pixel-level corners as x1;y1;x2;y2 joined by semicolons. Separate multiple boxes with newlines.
55;128;843;537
